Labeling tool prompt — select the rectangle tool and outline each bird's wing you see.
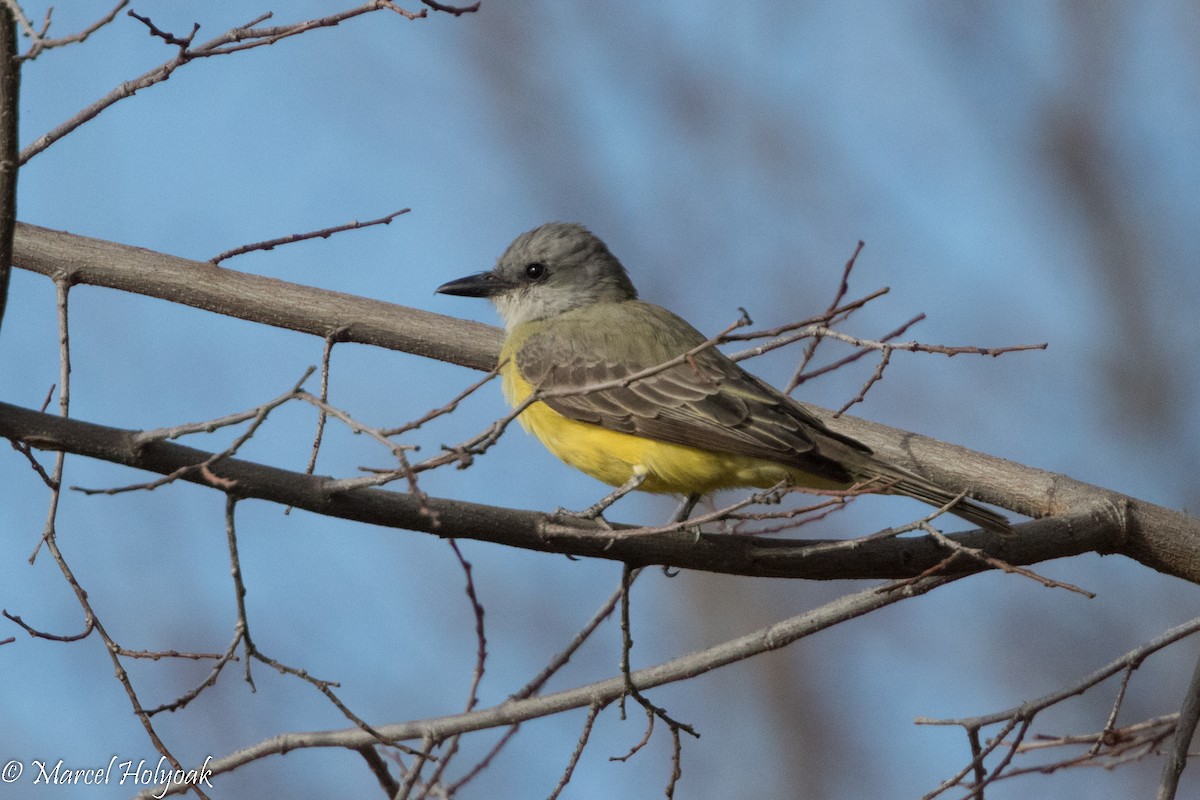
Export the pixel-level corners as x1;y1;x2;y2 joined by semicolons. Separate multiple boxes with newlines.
515;301;867;484
517;300;1011;531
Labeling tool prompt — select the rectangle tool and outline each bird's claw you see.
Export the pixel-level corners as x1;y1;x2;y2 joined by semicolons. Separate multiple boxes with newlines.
553;505;614;530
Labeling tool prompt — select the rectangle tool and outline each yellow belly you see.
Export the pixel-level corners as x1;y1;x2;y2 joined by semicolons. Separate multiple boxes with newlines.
501;358;841;495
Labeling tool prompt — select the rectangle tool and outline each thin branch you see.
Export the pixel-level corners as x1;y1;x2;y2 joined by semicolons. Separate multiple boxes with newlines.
918;615;1200;797
303;332;341;478
833;346;892;415
997;715;1174;779
420;0;481;14
789;312;924;388
380;364;502;438
7;435;57;488
210;208;410;264
140;632;243;716
394;736;437;800
115;646;229;661
141;574;963;796
12;0;129;61
19;5;469;163
1091;665;1136;757
29;278;71;563
808;324;1048;358
563;480;795;541
415;539;489;797
2;609;94;641
358;746;401;798
785;239;864;391
547;703;603;800
134;367;315;445
73;369;315;496
922;523;1095;598
722;286;889;344
23;286;202;793
918;618;1200;731
447;578;631;794
1159;642;1200;799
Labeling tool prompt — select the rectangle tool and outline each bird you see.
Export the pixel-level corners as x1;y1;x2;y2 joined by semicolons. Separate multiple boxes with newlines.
436;222;1009;531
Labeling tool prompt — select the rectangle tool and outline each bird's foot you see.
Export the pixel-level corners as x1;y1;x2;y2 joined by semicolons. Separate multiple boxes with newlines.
552;472;648;531
552;503;615;530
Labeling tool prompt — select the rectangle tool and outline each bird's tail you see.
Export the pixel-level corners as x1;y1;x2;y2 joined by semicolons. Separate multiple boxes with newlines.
861;463;1011;532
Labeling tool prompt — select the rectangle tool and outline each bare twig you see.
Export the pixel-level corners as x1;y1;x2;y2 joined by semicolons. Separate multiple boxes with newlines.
415;539;489;798
834;346;891;416
420;0;482;14
785;240;864;391
7;436;57;488
790;312;924;388
447;578;631;794
1159;642;1200;799
12;0;129;61
380;364;502;438
547;703;603;800
287;330;346;515
922;524;1095;598
115;647;229;661
19;5;471;163
28;279;71;563
23;283;202;793
1091;665;1136;757
394;736;437;800
618;564;638;719
136;367;315;446
139;496;423;760
666;721;684;799
1004;716;1175;779
918;616;1200;798
73;369;316;496
141;575;962;797
304;331;341;477
357;745;401;798
809;324;1047;358
210;208;410;264
610;558;698;786
2;609;94;641
722;286;888;345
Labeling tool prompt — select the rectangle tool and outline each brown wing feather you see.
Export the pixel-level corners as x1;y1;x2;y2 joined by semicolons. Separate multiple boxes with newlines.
516;301;865;484
516;300;1011;531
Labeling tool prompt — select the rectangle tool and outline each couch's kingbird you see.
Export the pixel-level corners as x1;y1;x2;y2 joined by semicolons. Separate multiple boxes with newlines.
437;222;1008;531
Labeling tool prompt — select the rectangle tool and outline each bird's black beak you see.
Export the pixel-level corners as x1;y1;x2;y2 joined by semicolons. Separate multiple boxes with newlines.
436;271;506;298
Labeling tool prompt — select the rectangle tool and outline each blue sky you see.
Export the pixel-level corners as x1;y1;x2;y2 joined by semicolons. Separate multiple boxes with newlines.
3;2;1199;798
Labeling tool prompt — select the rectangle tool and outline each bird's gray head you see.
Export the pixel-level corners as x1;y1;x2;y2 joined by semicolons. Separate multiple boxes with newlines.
436;222;638;329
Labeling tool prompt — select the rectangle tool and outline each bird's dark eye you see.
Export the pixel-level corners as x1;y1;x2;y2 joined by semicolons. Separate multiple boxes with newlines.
524;262;547;281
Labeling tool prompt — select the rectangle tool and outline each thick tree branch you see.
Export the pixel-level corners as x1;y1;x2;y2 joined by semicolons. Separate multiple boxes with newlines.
10;222;1200;582
0;8;17;334
12;222;495;369
0;400;1118;580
